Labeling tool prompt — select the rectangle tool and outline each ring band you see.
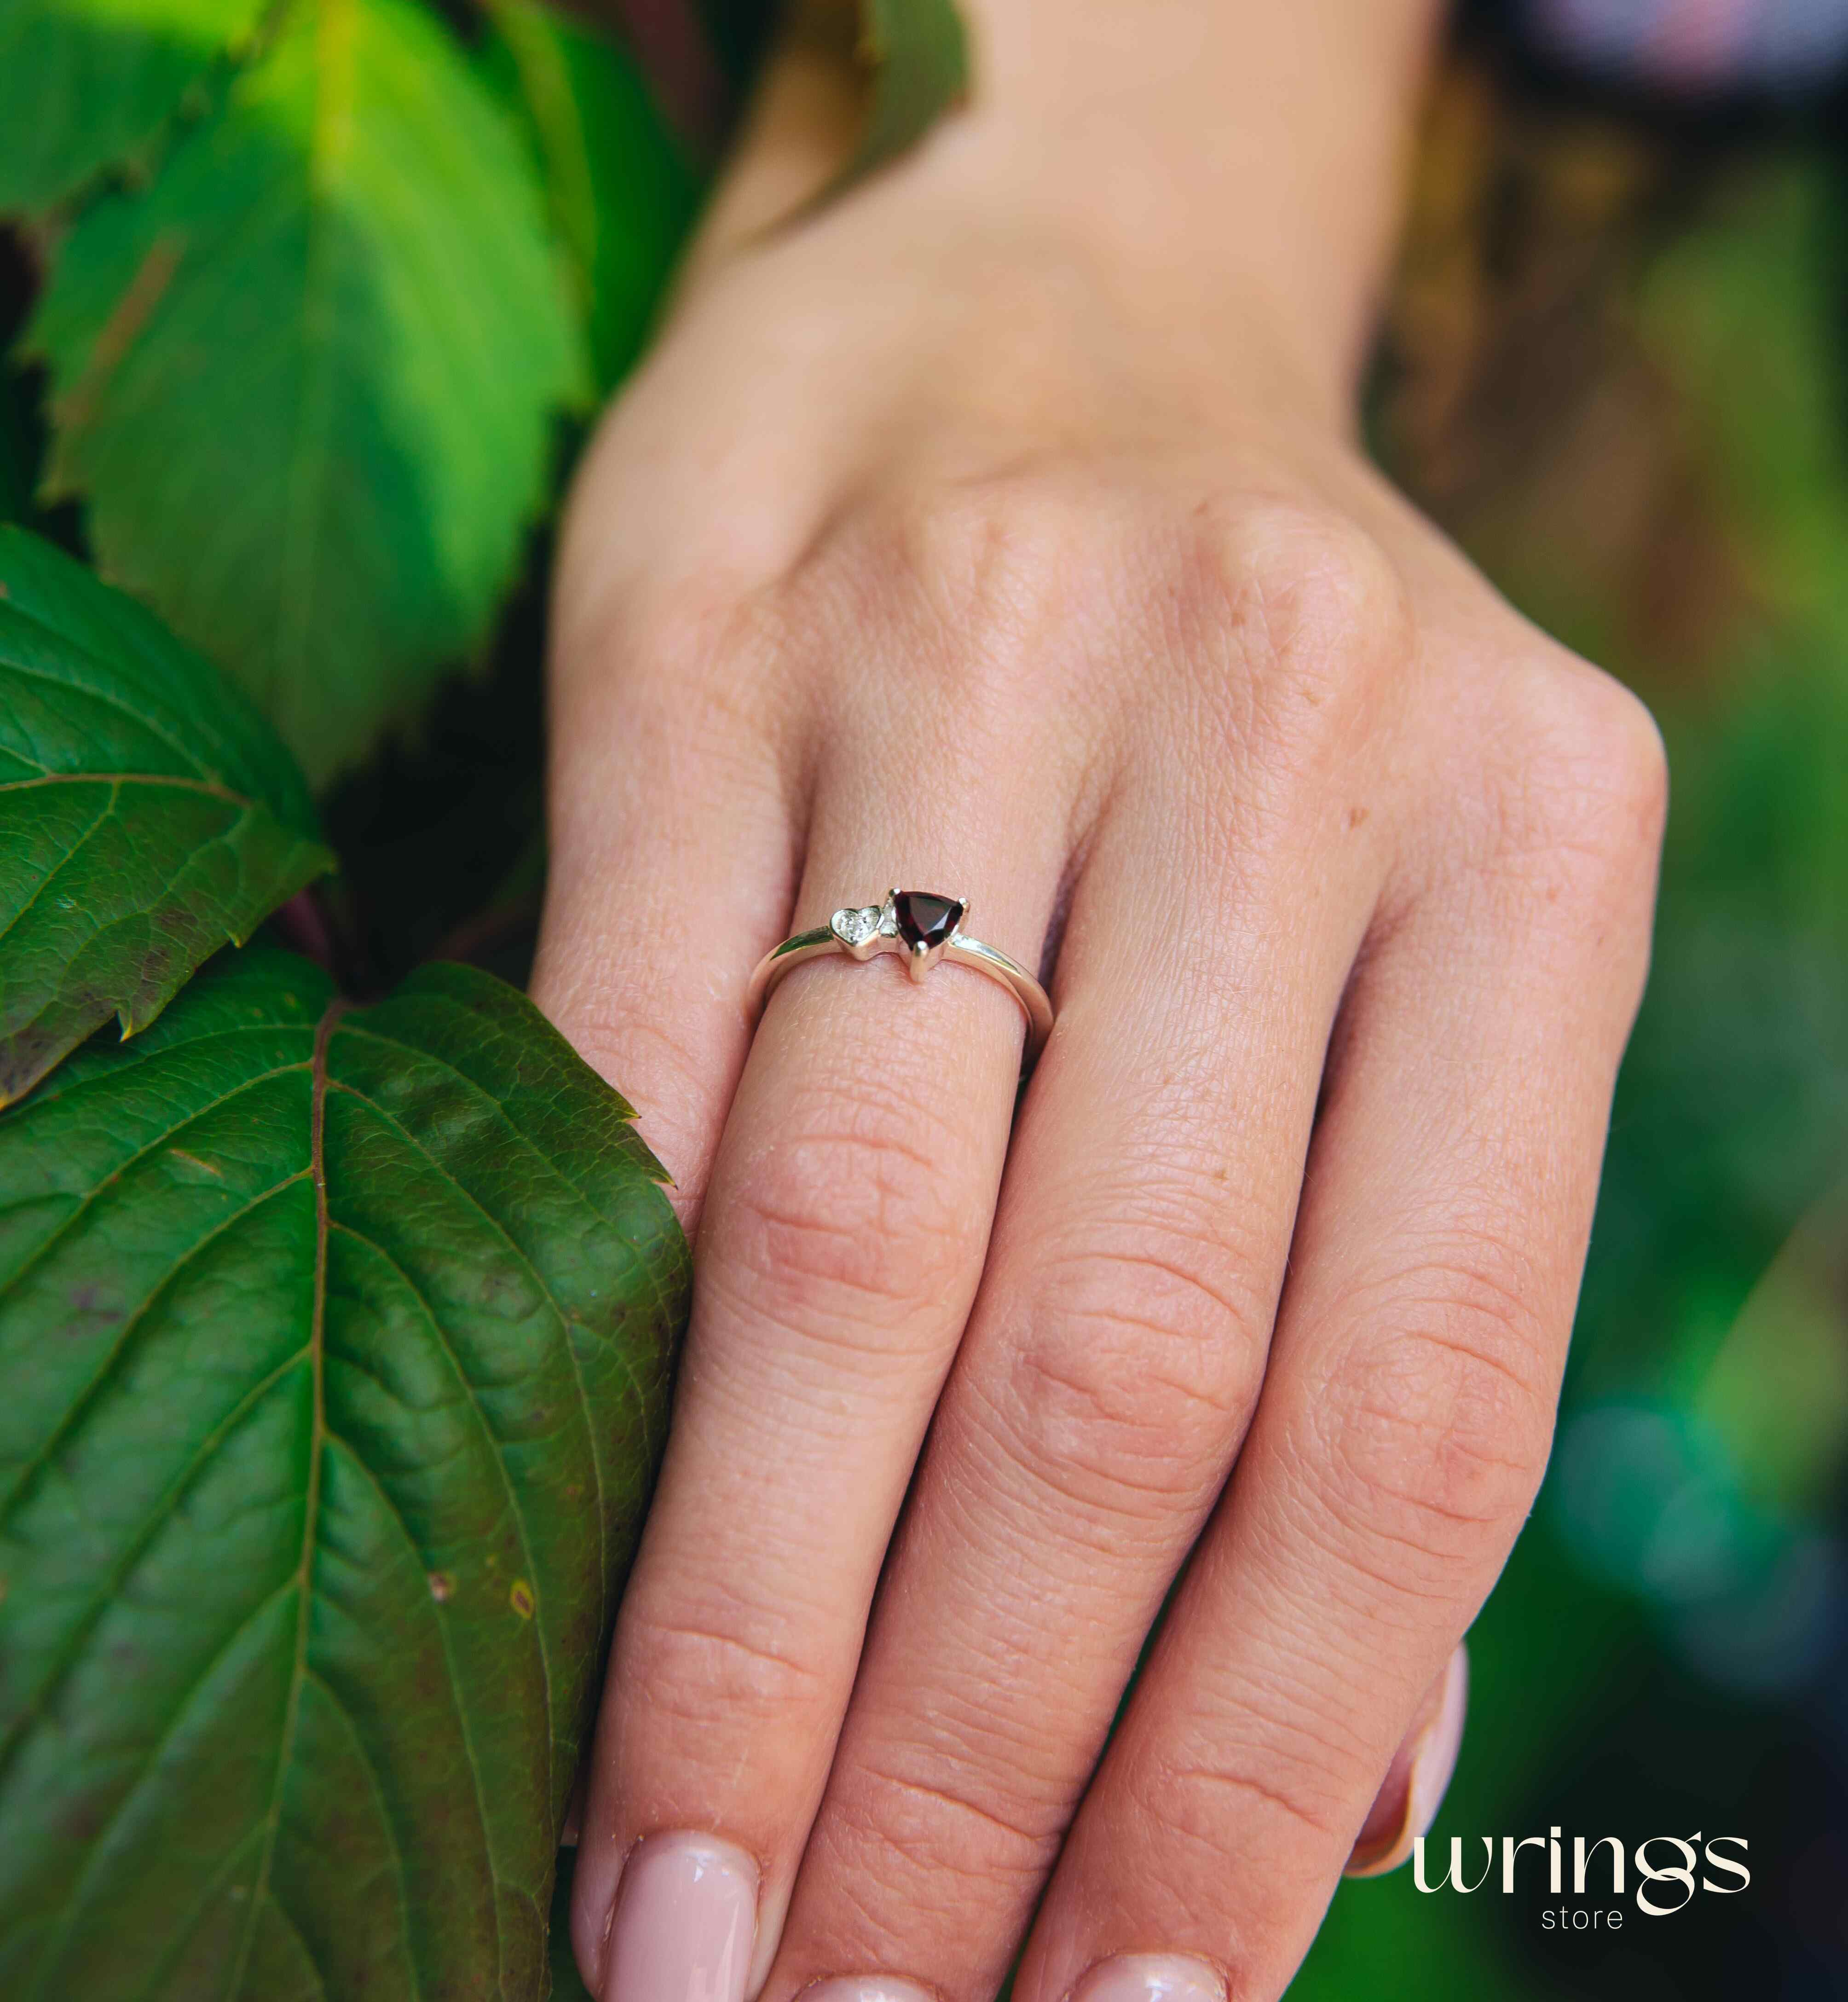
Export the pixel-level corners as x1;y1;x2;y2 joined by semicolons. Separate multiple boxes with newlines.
748;889;1054;1063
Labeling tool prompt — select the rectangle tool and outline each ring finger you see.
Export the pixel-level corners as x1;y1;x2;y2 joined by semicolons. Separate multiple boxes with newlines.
568;698;1072;2001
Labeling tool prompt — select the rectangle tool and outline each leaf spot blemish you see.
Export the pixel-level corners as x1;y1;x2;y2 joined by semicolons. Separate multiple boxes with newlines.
67;1286;122;1331
509;1580;535;1620
427;1571;455;1603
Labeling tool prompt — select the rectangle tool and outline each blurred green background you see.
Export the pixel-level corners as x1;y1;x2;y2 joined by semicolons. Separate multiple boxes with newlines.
1296;23;1848;1998
4;1;1845;1995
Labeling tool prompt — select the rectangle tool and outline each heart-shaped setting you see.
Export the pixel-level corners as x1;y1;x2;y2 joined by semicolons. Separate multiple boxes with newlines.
893;891;964;951
832;905;883;947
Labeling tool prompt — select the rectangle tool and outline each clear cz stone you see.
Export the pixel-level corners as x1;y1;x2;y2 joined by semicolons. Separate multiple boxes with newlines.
832;905;881;946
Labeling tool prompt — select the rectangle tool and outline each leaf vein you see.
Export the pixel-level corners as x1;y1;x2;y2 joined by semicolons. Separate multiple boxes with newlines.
327;1216;544;1881
12;1574;300;2002
300;1656;422;2002
0;1170;313;1528
221;1001;340;2000
0;1058;311;1316
0;644;230;781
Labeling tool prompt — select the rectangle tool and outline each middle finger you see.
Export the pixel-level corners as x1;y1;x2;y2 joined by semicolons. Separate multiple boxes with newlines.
762;761;1386;2001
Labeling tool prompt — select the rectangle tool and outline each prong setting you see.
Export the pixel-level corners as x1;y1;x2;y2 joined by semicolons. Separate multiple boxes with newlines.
890;890;965;975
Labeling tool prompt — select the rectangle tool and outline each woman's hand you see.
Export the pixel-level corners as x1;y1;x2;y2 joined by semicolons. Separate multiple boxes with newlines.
531;6;1666;1999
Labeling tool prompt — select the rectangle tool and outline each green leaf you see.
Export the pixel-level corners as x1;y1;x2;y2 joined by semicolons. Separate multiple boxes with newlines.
27;0;590;786
849;0;967;182
0;527;333;1105
0;0;266;217
0;943;688;1999
485;0;699;393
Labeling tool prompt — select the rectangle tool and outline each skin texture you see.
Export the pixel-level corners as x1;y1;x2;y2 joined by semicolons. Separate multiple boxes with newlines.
531;4;1669;1997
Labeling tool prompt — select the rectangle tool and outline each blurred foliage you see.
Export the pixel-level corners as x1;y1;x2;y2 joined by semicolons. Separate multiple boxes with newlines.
484;0;699;392
23;0;592;785
0;0;266;214
0;0;693;787
847;0;967;181
0;0;1840;1990
0;0;967;789
1295;47;1848;2001
0;527;333;1102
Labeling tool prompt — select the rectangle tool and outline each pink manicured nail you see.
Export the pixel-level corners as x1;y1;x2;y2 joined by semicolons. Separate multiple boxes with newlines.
602;1832;758;2002
802;1981;937;2002
1068;1954;1226;2002
1345;1642;1469;1878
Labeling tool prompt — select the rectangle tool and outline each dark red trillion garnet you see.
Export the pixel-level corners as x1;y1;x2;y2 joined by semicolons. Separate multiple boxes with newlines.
894;891;964;951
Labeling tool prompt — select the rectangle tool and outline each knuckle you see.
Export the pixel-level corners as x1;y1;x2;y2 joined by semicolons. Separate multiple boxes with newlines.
1213;498;1410;672
990;1225;1265;1517
560;568;730;704
724;1090;983;1328
548;583;789;845
1310;1244;1559;1570
1146;1738;1355;1864
805;1784;1047;1951
831;1750;1064;1889
1486;655;1669;887
907;464;1103;627
787;465;1110;714
622;584;788;739
618;1592;828;1737
1184;497;1413;786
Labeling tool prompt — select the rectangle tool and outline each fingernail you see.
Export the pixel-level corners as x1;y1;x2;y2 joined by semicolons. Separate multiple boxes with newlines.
801;1980;938;2002
1345;1642;1469;1879
1068;1953;1226;2002
602;1832;758;2002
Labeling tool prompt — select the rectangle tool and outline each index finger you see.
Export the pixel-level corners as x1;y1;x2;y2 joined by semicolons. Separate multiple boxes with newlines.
531;606;803;1229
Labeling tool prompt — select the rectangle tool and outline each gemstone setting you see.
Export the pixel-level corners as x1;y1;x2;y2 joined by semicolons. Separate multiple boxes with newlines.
893;891;964;951
832;904;882;948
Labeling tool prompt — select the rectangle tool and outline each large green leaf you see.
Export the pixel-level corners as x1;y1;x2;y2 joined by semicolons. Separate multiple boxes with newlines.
0;944;687;1999
485;0;699;393
0;527;332;1106
0;0;266;217
28;0;590;785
